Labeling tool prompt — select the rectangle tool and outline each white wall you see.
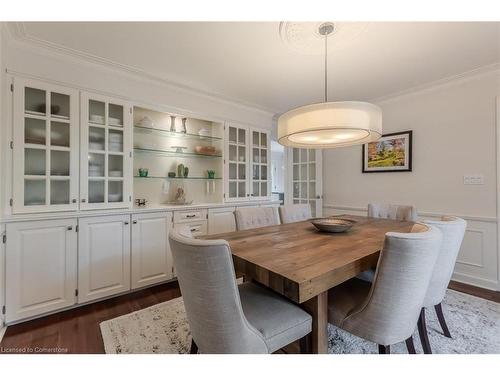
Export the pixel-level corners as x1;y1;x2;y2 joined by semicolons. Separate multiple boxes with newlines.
323;70;500;290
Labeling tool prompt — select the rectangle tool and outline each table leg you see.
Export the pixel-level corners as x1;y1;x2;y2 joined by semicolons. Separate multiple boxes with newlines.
301;291;328;354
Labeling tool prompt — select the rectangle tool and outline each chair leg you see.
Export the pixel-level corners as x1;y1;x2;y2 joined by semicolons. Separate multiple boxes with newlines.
434;303;452;338
405;336;416;354
417;308;432;354
299;334;311;354
190;339;198;354
378;345;390;354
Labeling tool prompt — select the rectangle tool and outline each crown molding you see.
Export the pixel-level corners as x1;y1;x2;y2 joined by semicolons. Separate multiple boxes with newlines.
4;22;279;117
373;62;500;104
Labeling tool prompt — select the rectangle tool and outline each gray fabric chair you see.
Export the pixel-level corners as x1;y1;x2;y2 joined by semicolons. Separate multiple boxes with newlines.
357;203;419;283
279;204;312;224
327;223;442;354
368;203;418;221
234;206;280;231
417;216;467;354
169;228;312;354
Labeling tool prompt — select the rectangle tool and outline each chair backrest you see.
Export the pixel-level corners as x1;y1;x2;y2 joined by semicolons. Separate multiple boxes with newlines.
168;229;268;353
279;204;312;224
234;206;280;231
422;216;467;307
368;203;417;221
342;223;442;346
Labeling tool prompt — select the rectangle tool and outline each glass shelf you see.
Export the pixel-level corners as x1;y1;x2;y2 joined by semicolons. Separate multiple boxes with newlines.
134;125;222;141
134;175;222;180
134;147;222;158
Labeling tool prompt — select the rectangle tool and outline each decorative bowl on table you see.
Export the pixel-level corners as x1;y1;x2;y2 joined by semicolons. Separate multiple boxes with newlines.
311;217;357;233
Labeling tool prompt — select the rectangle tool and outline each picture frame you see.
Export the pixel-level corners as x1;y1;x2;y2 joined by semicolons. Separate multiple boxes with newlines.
362;130;413;173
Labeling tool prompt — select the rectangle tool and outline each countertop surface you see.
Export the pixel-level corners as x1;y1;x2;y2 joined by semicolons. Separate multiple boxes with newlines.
0;199;280;224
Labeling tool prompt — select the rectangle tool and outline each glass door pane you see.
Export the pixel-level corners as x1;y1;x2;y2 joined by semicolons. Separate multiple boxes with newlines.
89;180;105;203
289;148;320;217
50;92;70;119
25;87;46;115
89;100;105;124
108;103;124;127
50;121;70;147
50;180;70;205
25;149;46;175
50;150;70;176
24;179;46;206
108;181;123;202
25;118;46;145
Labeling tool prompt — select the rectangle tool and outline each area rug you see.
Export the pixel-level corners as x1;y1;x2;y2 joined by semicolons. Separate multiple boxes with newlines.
100;289;500;354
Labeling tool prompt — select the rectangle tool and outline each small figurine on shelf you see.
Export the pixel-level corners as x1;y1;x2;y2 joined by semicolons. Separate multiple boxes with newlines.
207;170;216;179
183;166;189;178
181;117;187;133
167;172;176;178
177;163;185;178
175;186;186;204
170;115;176;132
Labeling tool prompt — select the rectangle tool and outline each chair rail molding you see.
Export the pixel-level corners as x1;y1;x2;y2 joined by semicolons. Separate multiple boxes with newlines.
3;22;278;118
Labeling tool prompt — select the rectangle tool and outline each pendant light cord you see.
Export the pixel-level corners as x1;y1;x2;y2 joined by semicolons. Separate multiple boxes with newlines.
324;31;328;102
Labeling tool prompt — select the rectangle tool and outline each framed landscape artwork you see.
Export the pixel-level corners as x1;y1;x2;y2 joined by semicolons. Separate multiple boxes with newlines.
362;130;413;173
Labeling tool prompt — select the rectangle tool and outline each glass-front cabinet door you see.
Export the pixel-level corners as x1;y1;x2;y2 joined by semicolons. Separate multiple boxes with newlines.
80;92;132;210
249;128;270;199
225;123;249;201
12;78;79;213
287;148;323;217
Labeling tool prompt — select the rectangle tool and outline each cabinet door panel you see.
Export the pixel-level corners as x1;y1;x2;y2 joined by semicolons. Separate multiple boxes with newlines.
6;219;77;323
12;77;79;213
80;92;132;210
78;215;130;303
208;207;236;235
131;212;173;289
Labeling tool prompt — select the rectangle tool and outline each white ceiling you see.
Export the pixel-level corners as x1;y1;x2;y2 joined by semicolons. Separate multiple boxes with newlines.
16;22;500;114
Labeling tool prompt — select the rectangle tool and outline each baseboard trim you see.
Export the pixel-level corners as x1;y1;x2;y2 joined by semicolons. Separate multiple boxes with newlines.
451;272;499;291
323;204;497;223
0;325;6;343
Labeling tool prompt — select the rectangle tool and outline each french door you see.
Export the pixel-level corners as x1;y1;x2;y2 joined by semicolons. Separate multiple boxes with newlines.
286;148;323;217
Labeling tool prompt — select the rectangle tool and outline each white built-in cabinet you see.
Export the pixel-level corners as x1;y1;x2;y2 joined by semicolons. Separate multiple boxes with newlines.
5;219;77;323
80;92;133;210
77;215;131;303
208;206;236;235
131;212;173;289
224;123;270;202
12;78;79;213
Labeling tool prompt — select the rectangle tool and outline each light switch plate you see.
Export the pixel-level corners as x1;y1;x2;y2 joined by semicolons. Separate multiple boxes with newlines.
463;175;484;185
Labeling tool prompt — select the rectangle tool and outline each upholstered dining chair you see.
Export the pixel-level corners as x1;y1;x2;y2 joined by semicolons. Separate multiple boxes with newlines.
279;204;313;224
357;203;419;283
417;216;467;354
327;223;442;354
368;203;418;221
234;206;280;230
169;228;312;354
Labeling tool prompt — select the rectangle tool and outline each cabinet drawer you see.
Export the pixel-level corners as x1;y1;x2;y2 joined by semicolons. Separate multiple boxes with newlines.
173;209;208;223
174;220;208;237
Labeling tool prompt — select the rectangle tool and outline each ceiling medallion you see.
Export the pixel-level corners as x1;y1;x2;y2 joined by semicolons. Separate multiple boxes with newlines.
279;21;371;55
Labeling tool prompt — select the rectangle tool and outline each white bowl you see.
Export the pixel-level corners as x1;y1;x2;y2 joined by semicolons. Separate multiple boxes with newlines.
108;193;122;202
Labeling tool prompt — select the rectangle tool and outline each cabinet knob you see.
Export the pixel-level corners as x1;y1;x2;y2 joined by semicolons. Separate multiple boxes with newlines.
132;220;137;224
67;226;73;231
124;221;129;225
72;199;77;203
186;214;196;218
81;198;86;203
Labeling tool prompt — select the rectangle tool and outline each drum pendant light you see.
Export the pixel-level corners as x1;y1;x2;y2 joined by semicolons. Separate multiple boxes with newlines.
278;23;382;149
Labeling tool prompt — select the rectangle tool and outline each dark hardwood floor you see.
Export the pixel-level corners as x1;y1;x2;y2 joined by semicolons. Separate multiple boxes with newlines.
0;279;497;354
0;281;181;354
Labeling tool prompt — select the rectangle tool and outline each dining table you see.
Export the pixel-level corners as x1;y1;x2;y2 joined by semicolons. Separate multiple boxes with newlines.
202;214;415;354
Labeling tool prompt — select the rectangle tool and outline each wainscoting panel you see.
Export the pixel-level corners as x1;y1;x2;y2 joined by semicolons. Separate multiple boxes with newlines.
323;205;499;291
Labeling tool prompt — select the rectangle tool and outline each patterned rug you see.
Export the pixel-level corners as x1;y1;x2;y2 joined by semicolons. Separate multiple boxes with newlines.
100;289;500;354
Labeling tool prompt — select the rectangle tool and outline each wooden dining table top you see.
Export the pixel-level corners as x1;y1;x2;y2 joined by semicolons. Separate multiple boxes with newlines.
203;214;415;304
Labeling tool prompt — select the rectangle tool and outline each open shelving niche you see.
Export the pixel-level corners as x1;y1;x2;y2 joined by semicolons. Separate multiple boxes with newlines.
133;106;224;206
